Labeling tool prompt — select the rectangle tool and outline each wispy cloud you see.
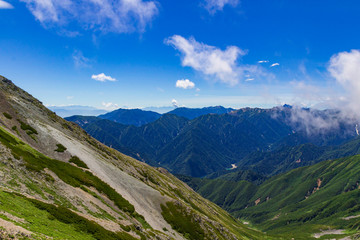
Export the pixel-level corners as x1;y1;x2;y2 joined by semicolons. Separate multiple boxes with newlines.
0;0;13;9
270;63;280;67
245;78;254;81
203;0;239;14
92;73;116;82
20;0;159;34
258;60;269;63
176;79;195;89
157;87;164;92
73;50;90;68
66;96;74;100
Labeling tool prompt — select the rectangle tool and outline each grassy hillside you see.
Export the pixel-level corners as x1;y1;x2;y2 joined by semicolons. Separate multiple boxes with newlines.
0;75;267;239
182;154;360;239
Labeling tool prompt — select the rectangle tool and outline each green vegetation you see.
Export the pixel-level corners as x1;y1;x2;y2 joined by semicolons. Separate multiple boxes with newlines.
28;197;137;240
11;125;20;135
69;106;359;179
2;112;12;119
55;143;67;152
183;155;360;238
120;224;131;232
69;156;88;169
0;126;137;216
18;119;38;135
0;190;94;239
161;201;205;240
0;190;138;240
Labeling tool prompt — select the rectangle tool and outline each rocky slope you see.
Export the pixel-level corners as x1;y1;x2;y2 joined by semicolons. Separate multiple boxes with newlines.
0;75;265;240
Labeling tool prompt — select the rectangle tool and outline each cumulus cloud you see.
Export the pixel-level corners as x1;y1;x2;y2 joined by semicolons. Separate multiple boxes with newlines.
165;35;265;86
92;73;116;82
328;49;360;117
176;79;195;89
268;50;360;138
0;0;13;9
203;0;239;14
284;107;342;136
277;105;359;143
20;0;159;34
102;102;119;110
270;63;280;67
171;99;179;108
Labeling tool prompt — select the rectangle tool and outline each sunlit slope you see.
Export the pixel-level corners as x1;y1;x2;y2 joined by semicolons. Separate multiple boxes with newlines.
183;154;360;239
0;75;266;239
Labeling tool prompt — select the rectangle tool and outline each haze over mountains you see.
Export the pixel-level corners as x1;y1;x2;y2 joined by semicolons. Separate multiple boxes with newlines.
62;105;235;126
48;105;108;118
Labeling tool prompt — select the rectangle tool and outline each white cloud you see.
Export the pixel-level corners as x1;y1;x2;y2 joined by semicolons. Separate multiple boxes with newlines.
171;99;179;108
275;106;345;136
258;60;269;63
0;0;13;9
166;35;261;86
176;79;195;89
245;78;254;81
73;50;90;68
203;0;239;14
20;0;159;34
101;102;119;110
328;49;360;117
92;73;116;82
66;96;74;100
270;63;280;67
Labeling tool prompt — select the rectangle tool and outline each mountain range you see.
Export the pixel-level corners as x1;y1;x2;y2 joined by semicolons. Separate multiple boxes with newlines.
66;106;359;177
2;74;360;239
0;75;264;239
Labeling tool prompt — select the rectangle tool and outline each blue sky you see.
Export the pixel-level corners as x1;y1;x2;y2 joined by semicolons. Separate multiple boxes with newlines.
1;0;360;111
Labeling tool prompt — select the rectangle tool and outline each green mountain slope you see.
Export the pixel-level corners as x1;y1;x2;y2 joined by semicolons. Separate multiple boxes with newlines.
0;75;266;239
182;155;360;239
67;106;359;178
